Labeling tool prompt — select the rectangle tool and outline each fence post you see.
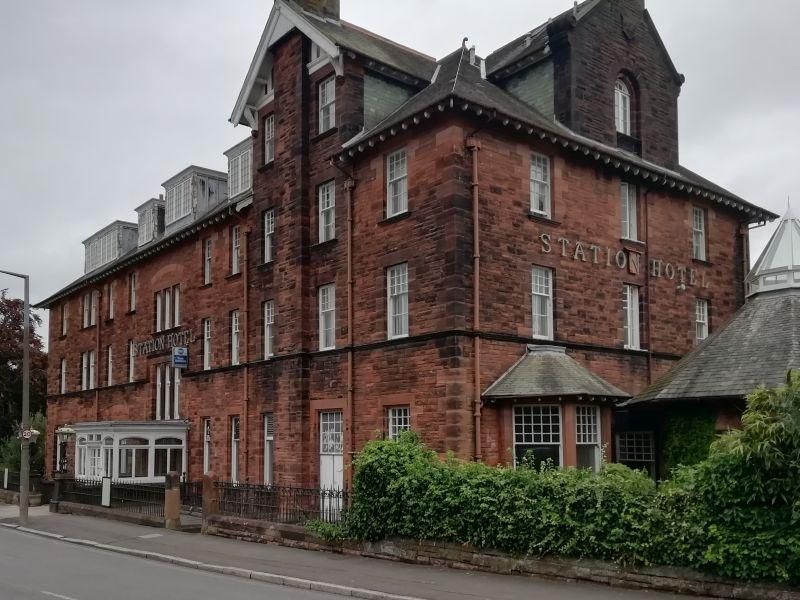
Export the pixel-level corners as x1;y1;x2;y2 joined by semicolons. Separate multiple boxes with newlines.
201;471;217;533
164;472;181;530
2;468;7;490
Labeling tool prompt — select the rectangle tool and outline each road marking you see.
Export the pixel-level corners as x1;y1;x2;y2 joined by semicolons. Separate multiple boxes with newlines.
41;591;80;600
137;533;162;539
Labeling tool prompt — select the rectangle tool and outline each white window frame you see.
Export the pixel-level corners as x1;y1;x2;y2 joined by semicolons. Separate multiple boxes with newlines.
615;79;631;135
264;114;275;164
60;358;67;394
263;209;275;263
89;350;96;390
264;300;275;358
318;181;335;243
203;318;212;370
531;266;553;340
695;298;709;343
575;405;601;472
231;416;240;483
693;207;707;261
623;284;641;350
387;406;410;440
90;290;99;326
231;226;241;275
107;282;115;320
203;418;212;474
621;182;638;241
318;76;336;133
263;413;274;485
513;404;562;467
318;284;336;350
155;364;180;421
530;154;551;217
165;177;192;225
386;149;408;217
387;263;409;339
106;345;113;387
83;293;90;328
203;239;212;285
228;147;252;197
128;340;135;382
231;310;240;366
129;272;137;311
61;302;68;336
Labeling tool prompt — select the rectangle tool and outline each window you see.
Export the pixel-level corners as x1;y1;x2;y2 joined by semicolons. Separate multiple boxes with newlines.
620;182;638;240
530;154;551;217
531;266;553;340
155;364;181;420
695;299;709;343
228;147;252;197
513;405;561;467
263;413;274;485
387;263;409;339
623;284;641;349
138;206;155;246
154;437;183;478
106;345;113;387
106;282;115;320
203;239;212;285
576;406;601;472
692;207;707;261
318;284;336;350
320;411;343;454
118;437;149;479
81;350;96;391
90;290;99;326
165;177;192;225
128;340;135;382
154;285;180;332
202;318;212;370
310;41;324;63
231;310;240;365
60;358;67;394
231;417;240;483
76;437;86;477
203;418;212;474
77;433;105;478
129;272;137;311
615;79;631;135
264;114;275;164
85;230;119;272
263;300;275;358
61;302;68;336
83;291;98;328
616;431;655;478
386;149;408;217
318;181;335;242
103;437;113;478
231;226;241;275
263;209;275;263
318;76;336;133
387;406;410;440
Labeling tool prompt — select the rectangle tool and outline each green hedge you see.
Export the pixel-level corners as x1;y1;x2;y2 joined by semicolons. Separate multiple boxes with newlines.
662;406;716;471
343;378;800;584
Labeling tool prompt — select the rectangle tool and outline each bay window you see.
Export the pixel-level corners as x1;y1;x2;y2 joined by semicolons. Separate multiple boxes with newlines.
576;405;601;471
513;405;561;467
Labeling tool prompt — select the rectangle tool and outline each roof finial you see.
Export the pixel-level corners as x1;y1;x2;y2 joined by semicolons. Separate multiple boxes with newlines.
787;196;795;219
573;1;578;18
462;37;469;49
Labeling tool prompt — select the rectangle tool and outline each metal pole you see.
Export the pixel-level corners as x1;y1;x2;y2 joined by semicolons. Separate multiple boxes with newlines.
20;275;30;525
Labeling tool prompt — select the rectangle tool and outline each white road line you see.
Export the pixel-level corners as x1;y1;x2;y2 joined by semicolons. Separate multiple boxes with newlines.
137;533;162;539
41;591;80;600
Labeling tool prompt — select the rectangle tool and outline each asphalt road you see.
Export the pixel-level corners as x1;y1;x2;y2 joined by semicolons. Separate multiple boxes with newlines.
0;526;339;600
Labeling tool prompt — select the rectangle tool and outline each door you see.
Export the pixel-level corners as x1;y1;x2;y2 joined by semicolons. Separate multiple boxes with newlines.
319;411;343;520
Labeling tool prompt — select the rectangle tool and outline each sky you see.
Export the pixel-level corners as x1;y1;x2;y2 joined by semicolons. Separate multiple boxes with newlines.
1;0;797;343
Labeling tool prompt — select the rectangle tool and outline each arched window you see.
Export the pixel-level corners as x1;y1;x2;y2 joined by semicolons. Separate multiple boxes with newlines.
615;79;631;135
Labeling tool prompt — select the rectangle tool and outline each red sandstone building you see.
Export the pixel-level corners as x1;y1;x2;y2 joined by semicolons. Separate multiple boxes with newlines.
38;0;775;488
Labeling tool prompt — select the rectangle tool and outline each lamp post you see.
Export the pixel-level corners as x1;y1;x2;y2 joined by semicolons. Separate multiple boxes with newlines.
1;270;30;525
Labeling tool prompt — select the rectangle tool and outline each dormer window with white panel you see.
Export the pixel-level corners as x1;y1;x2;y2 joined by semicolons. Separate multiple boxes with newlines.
225;140;252;198
165;177;192;225
83;222;137;274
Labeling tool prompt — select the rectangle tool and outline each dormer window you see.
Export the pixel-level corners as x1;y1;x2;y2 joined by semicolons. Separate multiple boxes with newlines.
319;76;336;133
614;79;631;135
165;177;192;225
228;145;252;197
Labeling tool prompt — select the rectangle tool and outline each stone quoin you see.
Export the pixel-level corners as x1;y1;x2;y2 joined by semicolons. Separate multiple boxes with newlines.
36;0;776;487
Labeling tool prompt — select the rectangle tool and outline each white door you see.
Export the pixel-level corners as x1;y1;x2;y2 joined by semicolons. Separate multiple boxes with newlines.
319;411;343;490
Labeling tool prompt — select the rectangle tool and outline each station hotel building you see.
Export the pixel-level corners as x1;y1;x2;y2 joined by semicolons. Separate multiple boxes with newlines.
38;0;775;488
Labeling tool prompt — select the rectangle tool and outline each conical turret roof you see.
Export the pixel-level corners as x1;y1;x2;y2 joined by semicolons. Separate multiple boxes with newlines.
746;209;800;297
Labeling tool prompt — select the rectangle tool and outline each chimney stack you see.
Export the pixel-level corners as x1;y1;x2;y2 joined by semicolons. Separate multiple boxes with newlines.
297;0;340;20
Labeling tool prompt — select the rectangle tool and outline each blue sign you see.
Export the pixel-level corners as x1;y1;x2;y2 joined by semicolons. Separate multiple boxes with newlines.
172;346;189;369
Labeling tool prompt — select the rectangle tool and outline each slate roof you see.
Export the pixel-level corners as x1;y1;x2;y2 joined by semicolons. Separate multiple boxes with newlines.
627;292;800;405
483;345;629;401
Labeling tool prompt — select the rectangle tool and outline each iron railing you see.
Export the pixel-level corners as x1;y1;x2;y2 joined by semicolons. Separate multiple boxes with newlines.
215;481;349;523
180;480;203;511
1;470;41;492
61;478;165;517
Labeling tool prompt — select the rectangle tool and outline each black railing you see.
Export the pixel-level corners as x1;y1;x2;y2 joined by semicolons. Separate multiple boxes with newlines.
180;480;203;511
61;478;165;518
215;481;348;523
1;470;41;492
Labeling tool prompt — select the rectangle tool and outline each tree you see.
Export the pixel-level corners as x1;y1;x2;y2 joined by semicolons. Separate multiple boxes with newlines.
0;289;47;441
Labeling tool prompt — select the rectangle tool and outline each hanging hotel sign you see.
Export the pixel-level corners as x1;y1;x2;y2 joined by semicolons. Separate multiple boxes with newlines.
133;329;196;357
536;233;710;288
172;346;189;369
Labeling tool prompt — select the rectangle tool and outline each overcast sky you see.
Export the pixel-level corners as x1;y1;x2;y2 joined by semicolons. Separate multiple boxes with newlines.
1;0;797;341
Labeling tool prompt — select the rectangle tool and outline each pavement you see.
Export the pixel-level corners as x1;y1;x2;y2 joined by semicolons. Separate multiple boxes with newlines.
0;508;698;600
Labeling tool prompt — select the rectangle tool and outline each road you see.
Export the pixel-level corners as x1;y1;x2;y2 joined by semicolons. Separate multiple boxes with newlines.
0;526;339;600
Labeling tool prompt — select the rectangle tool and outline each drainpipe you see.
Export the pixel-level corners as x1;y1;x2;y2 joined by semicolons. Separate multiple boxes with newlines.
345;177;356;487
466;137;482;462
643;191;652;385
95;292;101;421
242;227;251;481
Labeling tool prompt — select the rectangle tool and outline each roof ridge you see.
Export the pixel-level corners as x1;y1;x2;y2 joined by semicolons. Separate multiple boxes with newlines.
339;19;436;62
